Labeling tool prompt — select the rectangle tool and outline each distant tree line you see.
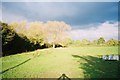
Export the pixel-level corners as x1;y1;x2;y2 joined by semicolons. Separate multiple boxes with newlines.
0;21;119;56
66;37;119;47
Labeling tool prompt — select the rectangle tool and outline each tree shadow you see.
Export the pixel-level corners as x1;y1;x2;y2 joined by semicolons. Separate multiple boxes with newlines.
72;55;119;79
0;58;31;74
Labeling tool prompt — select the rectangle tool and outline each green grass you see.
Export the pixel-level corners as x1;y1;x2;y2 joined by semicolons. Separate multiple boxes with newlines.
1;46;119;78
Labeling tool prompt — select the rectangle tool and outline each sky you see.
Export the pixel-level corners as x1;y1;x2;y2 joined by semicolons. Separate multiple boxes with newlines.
1;2;119;40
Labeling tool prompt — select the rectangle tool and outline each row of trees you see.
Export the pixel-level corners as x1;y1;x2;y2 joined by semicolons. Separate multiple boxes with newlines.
1;21;119;56
66;37;119;47
1;22;37;56
1;21;71;56
9;21;71;48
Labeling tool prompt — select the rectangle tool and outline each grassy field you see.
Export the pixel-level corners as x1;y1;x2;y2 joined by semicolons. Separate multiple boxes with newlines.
0;46;119;78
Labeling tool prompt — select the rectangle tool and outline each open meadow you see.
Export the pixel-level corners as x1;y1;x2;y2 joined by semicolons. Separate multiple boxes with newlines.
1;46;119;78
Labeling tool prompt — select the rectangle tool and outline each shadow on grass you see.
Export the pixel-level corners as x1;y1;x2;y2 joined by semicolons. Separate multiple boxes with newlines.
72;55;120;79
0;58;31;74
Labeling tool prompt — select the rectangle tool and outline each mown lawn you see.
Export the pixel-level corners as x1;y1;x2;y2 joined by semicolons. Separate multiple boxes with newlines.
0;46;119;78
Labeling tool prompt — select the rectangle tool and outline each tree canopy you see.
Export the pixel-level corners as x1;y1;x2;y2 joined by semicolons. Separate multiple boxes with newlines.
97;37;105;45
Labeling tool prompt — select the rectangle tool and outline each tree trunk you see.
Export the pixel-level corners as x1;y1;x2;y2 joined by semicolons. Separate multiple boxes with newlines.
53;43;55;48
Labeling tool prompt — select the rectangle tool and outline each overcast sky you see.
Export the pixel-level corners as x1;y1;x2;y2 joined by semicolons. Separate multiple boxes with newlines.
1;2;119;40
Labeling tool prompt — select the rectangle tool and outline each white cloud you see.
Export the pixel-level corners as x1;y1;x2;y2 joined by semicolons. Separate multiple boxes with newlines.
70;21;118;41
2;9;28;23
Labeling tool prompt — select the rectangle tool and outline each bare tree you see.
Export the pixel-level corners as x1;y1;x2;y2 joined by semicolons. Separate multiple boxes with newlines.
26;21;45;45
46;21;71;48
